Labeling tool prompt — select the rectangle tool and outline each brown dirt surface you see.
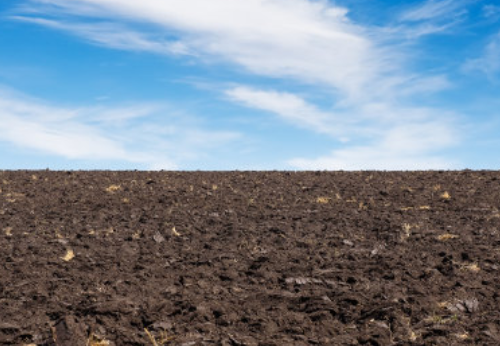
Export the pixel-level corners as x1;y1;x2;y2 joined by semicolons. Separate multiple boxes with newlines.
1;170;500;346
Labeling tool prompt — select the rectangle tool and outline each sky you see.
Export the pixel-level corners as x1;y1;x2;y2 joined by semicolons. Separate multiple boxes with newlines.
0;0;499;170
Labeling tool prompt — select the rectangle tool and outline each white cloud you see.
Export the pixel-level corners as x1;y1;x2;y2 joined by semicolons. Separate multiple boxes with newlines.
16;0;458;100
0;89;164;164
0;87;239;169
399;0;467;22
84;104;161;125
463;32;500;80
13;0;463;170
396;0;470;38
289;122;458;170
12;16;191;55
395;75;451;96
0;114;130;160
0;102;136;163
397;22;460;38
289;148;456;170
225;85;459;170
16;0;461;103
19;0;413;102
483;4;500;20
225;86;347;137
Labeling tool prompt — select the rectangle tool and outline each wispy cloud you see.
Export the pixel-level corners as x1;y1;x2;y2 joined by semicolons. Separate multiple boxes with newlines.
396;0;470;37
16;0;418;102
11;0;465;170
289;121;458;170
289;147;456;170
0;89;135;161
463;32;500;80
12;16;191;55
226;85;459;169
15;1;456;102
399;0;468;22
0;87;239;169
225;86;348;138
483;4;500;20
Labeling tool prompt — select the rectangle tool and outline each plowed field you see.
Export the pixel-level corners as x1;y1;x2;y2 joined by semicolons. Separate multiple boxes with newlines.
1;171;499;345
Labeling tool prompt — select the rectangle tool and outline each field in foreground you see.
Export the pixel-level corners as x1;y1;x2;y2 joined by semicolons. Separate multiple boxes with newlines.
1;171;499;346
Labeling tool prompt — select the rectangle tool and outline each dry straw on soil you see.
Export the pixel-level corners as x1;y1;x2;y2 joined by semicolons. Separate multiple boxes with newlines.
144;328;175;346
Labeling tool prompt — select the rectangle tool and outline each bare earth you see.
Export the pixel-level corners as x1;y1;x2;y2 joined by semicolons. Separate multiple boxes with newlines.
0;171;499;345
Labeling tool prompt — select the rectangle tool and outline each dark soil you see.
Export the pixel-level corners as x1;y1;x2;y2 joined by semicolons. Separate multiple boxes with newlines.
1;171;500;346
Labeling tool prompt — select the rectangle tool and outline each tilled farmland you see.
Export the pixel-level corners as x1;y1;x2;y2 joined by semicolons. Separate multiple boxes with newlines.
1;171;499;346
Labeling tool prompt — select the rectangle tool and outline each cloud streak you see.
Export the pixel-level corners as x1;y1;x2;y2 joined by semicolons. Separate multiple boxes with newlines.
289;118;459;170
17;0;410;102
225;86;349;137
399;0;468;22
483;4;500;20
10;0;466;170
14;1;455;101
226;86;459;169
463;31;500;80
0;87;239;169
12;16;191;55
396;0;471;38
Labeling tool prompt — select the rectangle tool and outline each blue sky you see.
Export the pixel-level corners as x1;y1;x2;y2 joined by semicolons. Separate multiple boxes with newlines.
0;0;499;170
